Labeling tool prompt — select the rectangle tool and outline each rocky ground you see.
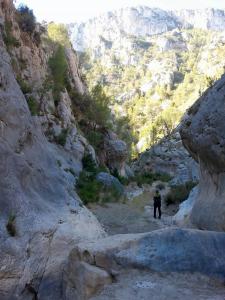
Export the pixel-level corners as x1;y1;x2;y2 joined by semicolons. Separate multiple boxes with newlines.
89;184;175;235
92;269;225;300
88;185;225;300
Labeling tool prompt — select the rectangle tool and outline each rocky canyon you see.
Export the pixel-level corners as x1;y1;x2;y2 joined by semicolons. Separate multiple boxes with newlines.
0;1;225;299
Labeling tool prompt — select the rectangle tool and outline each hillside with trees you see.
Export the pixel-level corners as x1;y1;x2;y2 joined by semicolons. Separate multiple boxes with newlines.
69;11;225;157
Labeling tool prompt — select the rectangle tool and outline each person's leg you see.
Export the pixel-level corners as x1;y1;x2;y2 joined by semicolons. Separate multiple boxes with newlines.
154;204;156;218
158;205;161;219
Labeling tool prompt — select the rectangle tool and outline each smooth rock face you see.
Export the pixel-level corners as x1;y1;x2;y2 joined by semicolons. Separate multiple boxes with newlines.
173;186;199;226
0;1;106;299
180;74;225;231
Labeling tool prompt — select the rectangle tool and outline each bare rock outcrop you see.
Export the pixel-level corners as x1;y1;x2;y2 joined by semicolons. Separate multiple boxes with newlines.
0;1;106;299
133;131;199;184
67;228;225;298
102;131;130;177
180;74;225;231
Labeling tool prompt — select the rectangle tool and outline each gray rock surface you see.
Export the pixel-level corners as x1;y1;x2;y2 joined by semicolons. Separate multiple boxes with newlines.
180;73;225;231
133;131;199;185
96;172;124;195
173;186;199;226
103;131;129;177
69;7;225;54
0;2;106;299
69;227;225;299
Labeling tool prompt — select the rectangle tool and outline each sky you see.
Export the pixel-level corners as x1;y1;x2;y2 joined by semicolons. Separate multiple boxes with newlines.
14;0;225;23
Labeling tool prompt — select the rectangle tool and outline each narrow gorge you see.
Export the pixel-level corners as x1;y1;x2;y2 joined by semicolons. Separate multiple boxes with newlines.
0;1;225;299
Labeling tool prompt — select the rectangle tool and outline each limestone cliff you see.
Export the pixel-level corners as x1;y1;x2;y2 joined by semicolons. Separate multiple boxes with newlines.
0;1;107;299
180;73;225;231
69;7;225;54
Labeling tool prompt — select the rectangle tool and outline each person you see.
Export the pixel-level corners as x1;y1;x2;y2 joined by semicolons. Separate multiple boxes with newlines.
153;190;161;219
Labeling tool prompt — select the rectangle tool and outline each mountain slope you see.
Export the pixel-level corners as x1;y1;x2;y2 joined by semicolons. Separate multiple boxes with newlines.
68;7;225;155
69;7;225;53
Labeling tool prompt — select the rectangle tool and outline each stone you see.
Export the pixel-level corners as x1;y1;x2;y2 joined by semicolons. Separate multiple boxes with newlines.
96;172;124;195
173;186;199;226
180;73;225;231
66;261;112;300
103;131;128;177
69;227;225;299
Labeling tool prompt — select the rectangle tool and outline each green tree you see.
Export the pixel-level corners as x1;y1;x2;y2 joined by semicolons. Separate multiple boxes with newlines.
17;4;36;33
47;23;70;47
49;45;68;102
87;84;112;129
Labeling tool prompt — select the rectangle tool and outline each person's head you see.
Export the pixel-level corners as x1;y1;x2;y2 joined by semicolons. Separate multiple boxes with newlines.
155;190;160;195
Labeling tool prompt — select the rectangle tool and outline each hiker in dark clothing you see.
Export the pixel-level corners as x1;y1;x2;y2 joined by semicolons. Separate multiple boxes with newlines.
153;190;161;219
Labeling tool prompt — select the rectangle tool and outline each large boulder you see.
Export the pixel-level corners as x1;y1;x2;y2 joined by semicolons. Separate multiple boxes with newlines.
180;73;225;231
96;172;124;195
103;131;128;177
67;228;225;297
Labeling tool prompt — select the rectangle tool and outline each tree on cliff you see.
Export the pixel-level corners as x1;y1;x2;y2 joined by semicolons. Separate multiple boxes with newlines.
16;4;36;33
47;23;70;47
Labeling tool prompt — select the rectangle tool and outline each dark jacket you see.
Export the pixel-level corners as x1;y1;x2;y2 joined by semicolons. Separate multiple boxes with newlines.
153;194;161;206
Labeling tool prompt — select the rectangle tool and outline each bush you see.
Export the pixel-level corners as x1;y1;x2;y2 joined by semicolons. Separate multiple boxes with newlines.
112;168;130;185
76;171;121;205
17;76;32;94
6;214;16;236
3;21;20;48
27;96;39;116
77;172;101;205
135;172;171;187
55;129;68;146
17;4;36;34
82;154;97;173
86;130;104;152
165;181;197;206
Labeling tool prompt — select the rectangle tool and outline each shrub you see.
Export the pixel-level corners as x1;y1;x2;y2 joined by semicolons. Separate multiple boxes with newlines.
17;76;32;94
112;168;130;185
6;214;16;236
82;154;97;173
165;181;197;206
77;172;102;205
27;96;39;116
76;171;122;205
135;172;171;187
86;130;104;152
3;21;20;48
55;129;68;146
16;4;36;34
